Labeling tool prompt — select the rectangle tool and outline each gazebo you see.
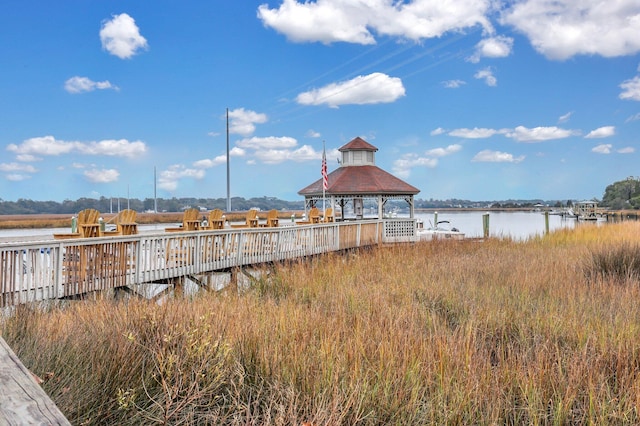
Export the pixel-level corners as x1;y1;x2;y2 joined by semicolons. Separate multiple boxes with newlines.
298;137;420;220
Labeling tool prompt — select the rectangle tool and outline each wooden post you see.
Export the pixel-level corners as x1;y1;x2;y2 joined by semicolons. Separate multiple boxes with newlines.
544;211;549;235
482;213;490;238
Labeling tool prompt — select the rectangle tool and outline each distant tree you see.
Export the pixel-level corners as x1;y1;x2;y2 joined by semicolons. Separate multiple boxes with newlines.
601;176;640;209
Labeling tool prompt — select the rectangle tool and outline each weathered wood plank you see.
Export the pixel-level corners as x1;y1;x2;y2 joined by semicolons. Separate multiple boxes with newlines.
0;336;69;425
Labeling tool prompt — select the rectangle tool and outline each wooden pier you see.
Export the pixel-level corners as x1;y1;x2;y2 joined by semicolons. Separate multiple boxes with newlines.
1;219;416;308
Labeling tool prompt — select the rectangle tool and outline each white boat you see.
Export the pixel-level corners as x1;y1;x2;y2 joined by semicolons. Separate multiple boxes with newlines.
416;219;465;241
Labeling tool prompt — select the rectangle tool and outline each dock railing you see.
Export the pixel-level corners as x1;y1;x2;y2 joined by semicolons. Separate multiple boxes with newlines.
1;218;417;308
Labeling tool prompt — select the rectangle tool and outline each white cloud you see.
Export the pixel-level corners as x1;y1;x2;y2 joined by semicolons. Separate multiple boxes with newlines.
236;136;298;150
306;129;321;138
158;165;206;192
474;67;497;86
442;79;466;88
296;73;405;108
83;168;120;183
625;113;640;122
501;0;640;60
6;174;31;182
392;144;461;178
254;145;321;164
585;126;615;138
64;76;118;94
430;127;446;136
425;144;462;157
472;149;525;163
592;144;612;154
0;162;38;173
506;125;579;142
100;13;148;59
448;127;505;138
7;136;147;159
558;111;573;123
617;147;635;154
620;76;640;101
468;35;514;63
258;0;492;45
228;108;268;136
392;154;439;179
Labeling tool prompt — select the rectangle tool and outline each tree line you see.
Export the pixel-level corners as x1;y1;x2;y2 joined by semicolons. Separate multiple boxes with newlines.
0;196;304;215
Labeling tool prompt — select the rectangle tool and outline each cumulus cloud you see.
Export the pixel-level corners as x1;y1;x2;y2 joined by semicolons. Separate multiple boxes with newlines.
618;147;635;154
592;144;612;154
296;73;405;108
506;125;579;142
474;67;497;86
448;127;506;138
65;76;118;94
501;0;640;60
0;162;38;173
100;13;148;59
430;127;446;136
258;0;492;45
84;168;120;183
228;108;268;136
254;145;322;164
472;149;525;163
392;144;461;178
236;136;298;150
306;129;321;138
7;136;147;159
192;147;246;169
442;79;466;88
6;174;31;182
158;164;206;192
585;126;615;138
468;35;514;62
620;76;640;101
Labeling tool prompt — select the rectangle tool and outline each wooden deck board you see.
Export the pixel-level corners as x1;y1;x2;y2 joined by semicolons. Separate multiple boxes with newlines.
0;336;70;425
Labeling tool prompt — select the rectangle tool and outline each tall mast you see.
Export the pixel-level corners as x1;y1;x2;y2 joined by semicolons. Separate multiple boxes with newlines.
226;108;231;212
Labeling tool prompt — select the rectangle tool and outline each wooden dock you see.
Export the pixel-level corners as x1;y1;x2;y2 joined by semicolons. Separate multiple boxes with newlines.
1;219;416;308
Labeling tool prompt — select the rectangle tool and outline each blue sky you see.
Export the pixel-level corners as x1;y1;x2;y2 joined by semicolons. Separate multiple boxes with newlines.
2;1;640;203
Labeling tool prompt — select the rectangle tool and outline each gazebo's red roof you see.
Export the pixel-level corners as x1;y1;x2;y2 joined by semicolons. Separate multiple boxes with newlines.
298;165;420;196
338;136;378;152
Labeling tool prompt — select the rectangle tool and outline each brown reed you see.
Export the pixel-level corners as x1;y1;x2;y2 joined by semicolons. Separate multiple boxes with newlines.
2;221;640;424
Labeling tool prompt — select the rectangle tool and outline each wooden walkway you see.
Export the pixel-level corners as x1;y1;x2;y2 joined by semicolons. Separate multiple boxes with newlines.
0;336;70;424
1;219;416;308
0;219;415;422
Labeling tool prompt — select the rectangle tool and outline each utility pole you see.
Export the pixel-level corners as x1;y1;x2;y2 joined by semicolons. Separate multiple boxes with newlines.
226;107;231;212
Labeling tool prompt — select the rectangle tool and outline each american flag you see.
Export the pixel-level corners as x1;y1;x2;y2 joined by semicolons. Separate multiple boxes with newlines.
321;145;328;191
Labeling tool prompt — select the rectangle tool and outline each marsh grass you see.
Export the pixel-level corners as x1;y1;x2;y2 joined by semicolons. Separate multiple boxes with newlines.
2;222;640;424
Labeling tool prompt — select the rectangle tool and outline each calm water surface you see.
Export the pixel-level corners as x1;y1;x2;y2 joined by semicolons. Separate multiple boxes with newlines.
0;212;597;242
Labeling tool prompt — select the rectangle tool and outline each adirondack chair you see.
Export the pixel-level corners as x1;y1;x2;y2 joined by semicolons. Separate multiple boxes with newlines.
104;209;138;236
77;208;102;237
205;209;225;230
323;207;334;223
53;208;102;239
166;208;201;232
309;207;321;224
265;209;279;227
231;209;259;228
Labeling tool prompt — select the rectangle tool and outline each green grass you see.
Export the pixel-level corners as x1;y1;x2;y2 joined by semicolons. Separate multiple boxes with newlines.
2;222;640;424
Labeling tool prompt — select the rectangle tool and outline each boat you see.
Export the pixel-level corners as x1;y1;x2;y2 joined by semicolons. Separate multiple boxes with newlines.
416;219;465;241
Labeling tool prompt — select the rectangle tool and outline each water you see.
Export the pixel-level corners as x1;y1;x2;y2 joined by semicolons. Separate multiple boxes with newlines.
414;211;585;240
0;212;595;243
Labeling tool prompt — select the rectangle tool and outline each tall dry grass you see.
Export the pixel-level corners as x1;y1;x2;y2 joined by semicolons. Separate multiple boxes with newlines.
2;222;640;424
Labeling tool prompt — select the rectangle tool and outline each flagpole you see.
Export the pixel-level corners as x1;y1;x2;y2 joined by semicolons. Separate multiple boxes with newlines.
322;140;326;216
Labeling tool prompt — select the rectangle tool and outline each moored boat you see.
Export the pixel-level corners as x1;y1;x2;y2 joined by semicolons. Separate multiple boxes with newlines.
416;219;465;241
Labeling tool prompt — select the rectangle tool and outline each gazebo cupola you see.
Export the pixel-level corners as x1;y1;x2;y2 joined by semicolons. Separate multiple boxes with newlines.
339;137;377;167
